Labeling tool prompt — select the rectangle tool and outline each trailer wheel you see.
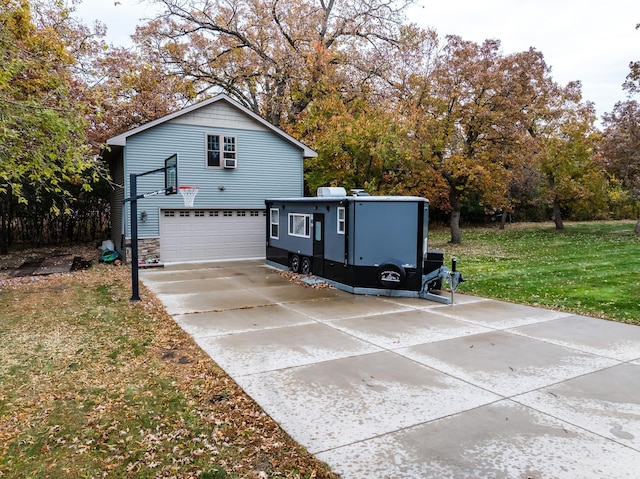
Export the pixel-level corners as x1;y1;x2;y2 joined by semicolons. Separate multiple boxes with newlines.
377;263;406;288
290;254;301;273
301;257;312;275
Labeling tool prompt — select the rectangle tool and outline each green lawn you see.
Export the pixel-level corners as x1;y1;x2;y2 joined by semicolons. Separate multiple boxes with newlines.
428;221;640;325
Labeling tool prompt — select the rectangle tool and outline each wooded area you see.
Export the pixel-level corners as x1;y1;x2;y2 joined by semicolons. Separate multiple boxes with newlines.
1;0;639;252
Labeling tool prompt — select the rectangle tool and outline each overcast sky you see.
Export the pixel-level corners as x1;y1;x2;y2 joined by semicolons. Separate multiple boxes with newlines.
75;0;640;122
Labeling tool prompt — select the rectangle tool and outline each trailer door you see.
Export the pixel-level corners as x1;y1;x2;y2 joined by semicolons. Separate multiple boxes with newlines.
313;213;325;275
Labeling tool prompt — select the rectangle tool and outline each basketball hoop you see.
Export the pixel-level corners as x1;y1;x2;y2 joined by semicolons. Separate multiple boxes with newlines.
179;186;199;207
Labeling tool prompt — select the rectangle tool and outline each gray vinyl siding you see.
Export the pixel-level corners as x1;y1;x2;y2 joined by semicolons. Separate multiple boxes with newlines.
169;101;270;132
122;122;303;238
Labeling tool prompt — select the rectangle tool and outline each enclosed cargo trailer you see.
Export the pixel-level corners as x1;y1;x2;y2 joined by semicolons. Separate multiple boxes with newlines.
265;189;462;304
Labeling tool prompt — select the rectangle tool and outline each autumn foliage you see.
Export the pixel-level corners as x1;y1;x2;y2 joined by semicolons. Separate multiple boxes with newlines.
2;0;639;249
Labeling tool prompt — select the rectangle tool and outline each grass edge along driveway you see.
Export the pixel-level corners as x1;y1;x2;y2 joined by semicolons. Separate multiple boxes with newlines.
430;220;639;325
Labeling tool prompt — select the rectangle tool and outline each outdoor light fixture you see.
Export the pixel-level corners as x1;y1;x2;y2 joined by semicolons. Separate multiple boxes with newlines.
140;211;148;222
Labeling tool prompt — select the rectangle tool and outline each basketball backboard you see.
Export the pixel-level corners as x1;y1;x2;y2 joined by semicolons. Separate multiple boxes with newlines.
164;154;177;195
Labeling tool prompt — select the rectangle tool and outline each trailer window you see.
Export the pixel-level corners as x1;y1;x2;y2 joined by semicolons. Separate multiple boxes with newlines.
270;208;279;239
288;213;310;238
337;207;345;234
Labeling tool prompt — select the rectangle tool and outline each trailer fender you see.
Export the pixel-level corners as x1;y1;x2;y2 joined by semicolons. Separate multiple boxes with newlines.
377;261;406;288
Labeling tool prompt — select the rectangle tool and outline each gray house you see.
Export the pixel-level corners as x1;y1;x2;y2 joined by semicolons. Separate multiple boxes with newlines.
104;93;316;263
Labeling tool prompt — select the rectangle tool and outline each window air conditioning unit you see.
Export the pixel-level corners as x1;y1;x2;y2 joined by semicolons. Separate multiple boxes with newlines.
224;158;237;169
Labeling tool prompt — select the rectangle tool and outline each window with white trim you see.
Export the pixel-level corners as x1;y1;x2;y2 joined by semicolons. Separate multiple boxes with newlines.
270;208;279;239
337;207;346;234
206;134;236;168
288;213;310;238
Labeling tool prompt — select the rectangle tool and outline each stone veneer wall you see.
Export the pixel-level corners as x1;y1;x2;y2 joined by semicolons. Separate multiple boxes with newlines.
123;238;161;264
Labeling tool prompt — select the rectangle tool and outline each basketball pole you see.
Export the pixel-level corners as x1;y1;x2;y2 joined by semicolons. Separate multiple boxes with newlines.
130;173;141;301
124;166;172;302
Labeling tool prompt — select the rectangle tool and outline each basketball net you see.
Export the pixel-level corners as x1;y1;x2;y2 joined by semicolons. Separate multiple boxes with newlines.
179;186;199;207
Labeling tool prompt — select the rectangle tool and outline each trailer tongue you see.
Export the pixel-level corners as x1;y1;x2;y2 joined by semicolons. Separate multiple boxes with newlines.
265;189;465;305
420;256;465;304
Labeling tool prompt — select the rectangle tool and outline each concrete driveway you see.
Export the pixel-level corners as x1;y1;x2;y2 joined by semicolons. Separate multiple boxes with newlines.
140;260;640;478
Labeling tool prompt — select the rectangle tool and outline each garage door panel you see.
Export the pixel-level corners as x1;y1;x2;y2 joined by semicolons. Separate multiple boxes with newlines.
160;210;265;263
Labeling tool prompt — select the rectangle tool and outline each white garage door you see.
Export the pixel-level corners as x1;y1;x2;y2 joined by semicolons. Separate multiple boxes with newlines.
160;209;266;263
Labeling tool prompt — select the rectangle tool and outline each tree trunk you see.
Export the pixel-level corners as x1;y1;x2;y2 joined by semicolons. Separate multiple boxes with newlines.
553;197;564;230
635;216;640;235
547;173;564;230
450;209;462;243
0;187;12;255
449;185;462;244
499;210;508;230
0;207;7;255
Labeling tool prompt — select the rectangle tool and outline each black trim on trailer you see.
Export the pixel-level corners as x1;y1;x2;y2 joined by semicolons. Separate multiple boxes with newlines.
266;245;289;268
266;251;423;292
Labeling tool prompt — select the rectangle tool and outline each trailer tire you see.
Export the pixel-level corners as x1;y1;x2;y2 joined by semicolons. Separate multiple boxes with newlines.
377;262;406;288
290;254;301;273
301;257;312;275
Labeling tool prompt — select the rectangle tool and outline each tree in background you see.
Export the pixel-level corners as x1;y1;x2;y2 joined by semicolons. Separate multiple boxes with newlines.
602;22;640;234
397;38;559;242
0;0;103;253
87;46;195;146
34;0;198;148
300;93;407;195
296;24;435;196
137;0;417;129
622;23;640;95
601;100;640;234
103;0;635;241
535;91;605;229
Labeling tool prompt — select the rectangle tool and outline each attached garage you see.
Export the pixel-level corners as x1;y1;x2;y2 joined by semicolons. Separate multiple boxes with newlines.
160;209;266;263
